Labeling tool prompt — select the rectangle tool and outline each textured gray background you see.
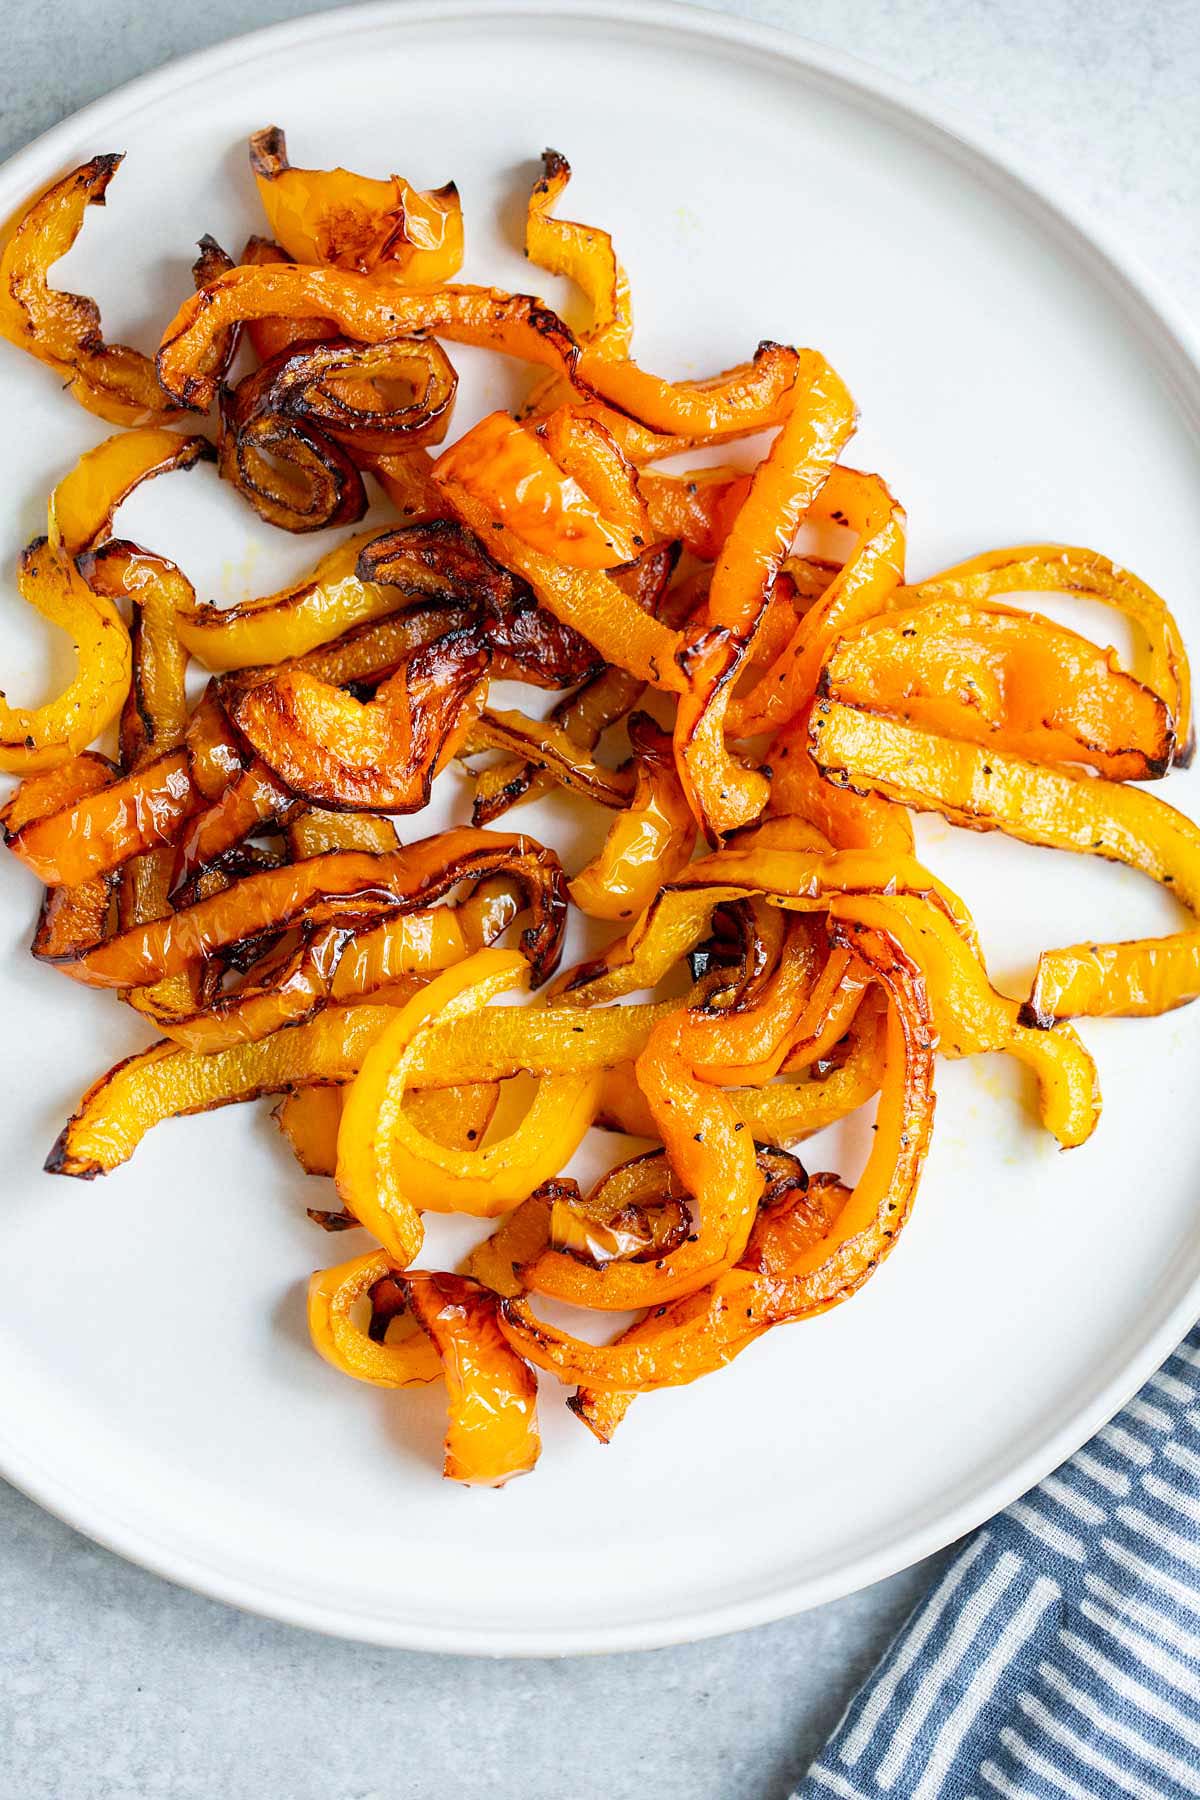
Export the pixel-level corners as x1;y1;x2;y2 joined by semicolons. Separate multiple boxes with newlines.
1;3;1198;1797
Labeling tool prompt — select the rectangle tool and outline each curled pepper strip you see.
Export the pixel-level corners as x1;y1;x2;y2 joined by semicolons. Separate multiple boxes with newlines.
228;626;490;811
809;699;1200;1023
154;924;351;1054
218;372;367;535
466;707;635;810
329;876;521;1000
0;157;177;425
39;828;567;989
498;922;935;1392
24;754;118;964
48;428;213;556
336;951;599;1262
673;351;857;838
887;545;1192;758
5;749;194;886
569;715;697;921
524;147;632;405
0;538;131;775
820;598;1175;781
250;126;464;288
401;1272;541;1485
308;1250;442;1387
641;467;753;561
572;1169;849;1442
728;466;907;736
280;1067;499;1188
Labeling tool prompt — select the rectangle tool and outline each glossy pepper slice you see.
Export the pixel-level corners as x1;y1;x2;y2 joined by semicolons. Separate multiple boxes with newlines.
498;921;935;1391
335;952;601;1263
40;828;567;989
250;126;464;287
0;157;178;425
673;351;857;838
569;715;697;921
5;748;194;887
820;598;1174;780
0;537;131;774
308;1249;442;1387
401;1272;541;1485
47;428;213;556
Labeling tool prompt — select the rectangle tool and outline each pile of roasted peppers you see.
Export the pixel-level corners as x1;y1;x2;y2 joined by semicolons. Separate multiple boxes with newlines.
0;136;1194;1485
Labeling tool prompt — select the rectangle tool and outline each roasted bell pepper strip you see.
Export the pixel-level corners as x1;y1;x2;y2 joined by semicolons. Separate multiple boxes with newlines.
155;924;351;1053
23;754;118;963
171;759;296;891
0;537;131;774
329;877;521;1000
250;127;464;287
673;352;857;837
466;707;635;809
641;468;753;561
47;429;212;556
39;828;567;989
173;530;387;670
46;1001;398;1178
337;953;601;1260
0;750;113;832
438;479;685;690
275;1084;347;1176
4;748;194;885
391;996;678;1089
366;445;452;524
569;716;697;921
401;1272;541;1485
218;377;367;534
500;922;934;1390
308;1250;442;1387
435;410;644;569
281;1070;500;1183
571;1169;848;1441
238;233;341;362
287;805;399;857
229;626;488;811
768;713;914;855
0;157;178;426
525;149;632;362
887;545;1191;757
729;467;907;736
820;599;1174;780
229;333;458;456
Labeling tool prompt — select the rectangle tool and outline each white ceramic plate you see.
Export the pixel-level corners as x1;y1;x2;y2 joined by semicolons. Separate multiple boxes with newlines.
2;0;1200;1656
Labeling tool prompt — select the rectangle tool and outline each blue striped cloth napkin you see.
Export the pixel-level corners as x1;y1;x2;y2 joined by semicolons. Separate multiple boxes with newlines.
798;1326;1200;1799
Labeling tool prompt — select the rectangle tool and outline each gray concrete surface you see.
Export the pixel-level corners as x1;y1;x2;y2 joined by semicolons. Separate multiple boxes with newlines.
0;3;1197;1797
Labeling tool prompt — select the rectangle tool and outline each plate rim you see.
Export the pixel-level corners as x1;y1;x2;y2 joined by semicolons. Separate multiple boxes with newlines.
2;0;1199;1655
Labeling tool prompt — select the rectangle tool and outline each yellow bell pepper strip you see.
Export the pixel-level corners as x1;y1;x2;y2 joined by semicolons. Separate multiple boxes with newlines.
0;157;178;426
434;410;645;569
400;1272;541;1485
729;467;907;736
0;537;131;774
524;147;632;377
641;468;753;561
366;445;451;524
250;126;464;287
280;1076;500;1183
238;233;341;362
4;749;194;887
463;1187;561;1298
38;828;567;989
155;924;352;1054
308;1250;442;1387
228;626;490;811
46;1001;400;1178
23;753;118;964
287;806;400;857
47;428;213;557
571;1168;848;1442
820;599;1174;781
0;749;113;833
217;373;367;535
829;892;1100;1148
335;951;595;1262
569;716;697;921
767;712;914;855
438;479;685;690
499;920;935;1390
275;1084;347;1176
887;545;1191;759
396;996;679;1090
673;352;857;838
329;876;521;1000
173;529;388;671
466;707;636;810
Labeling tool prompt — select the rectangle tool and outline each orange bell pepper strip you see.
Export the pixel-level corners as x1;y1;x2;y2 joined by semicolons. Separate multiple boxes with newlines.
154;924;351;1054
768;711;914;855
438;478;686;690
0;537;131;774
498;921;935;1390
0;157;178;426
20;754;118;965
335;951;598;1262
571;1169;850;1442
238;232;342;362
525;149;632;362
4;748;194;886
365;445;451;524
888;545;1191;758
821;599;1174;780
38;828;567;989
170;758;296;890
673;351;857;838
330;877;521;1001
287;806;399;857
641;467;753;560
466;706;636;810
250;126;464;288
47;428;213;556
308;1249;442;1387
728;466;907;736
401;1272;541;1485
569;716;697;922
275;1084;347;1177
228;626;490;810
